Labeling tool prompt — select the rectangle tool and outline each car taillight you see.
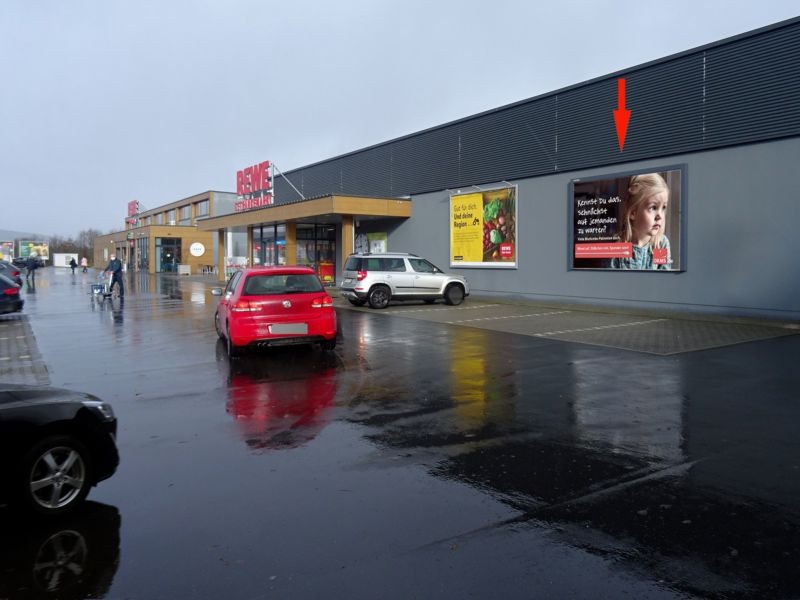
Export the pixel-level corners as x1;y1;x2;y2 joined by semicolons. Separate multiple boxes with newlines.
3;288;19;296
311;296;334;308
231;300;258;312
356;270;367;281
11;270;19;277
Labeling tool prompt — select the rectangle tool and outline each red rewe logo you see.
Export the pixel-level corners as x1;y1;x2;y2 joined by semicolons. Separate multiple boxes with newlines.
499;243;514;257
653;248;668;265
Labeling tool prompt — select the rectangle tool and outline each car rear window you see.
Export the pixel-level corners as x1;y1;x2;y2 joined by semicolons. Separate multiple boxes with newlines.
345;257;406;272
344;257;362;271
243;274;324;295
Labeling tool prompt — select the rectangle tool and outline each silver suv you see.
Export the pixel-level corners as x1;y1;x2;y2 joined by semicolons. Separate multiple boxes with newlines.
340;253;469;309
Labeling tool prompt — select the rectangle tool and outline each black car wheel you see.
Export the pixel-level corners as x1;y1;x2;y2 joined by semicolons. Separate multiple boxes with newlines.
214;312;224;339
22;435;92;515
368;285;391;309
347;298;366;307
320;338;337;351
444;284;465;306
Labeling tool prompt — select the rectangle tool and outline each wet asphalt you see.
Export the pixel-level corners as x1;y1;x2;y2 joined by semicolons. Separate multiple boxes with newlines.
1;268;799;599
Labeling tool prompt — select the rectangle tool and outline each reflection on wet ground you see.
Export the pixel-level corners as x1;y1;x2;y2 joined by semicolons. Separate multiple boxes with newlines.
218;341;339;449
2;268;799;598
0;502;120;599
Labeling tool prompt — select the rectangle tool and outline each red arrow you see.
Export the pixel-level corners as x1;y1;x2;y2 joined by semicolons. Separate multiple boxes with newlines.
613;78;631;152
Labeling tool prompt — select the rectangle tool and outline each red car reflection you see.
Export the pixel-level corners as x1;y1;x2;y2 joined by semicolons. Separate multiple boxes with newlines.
213;267;337;356
227;366;337;449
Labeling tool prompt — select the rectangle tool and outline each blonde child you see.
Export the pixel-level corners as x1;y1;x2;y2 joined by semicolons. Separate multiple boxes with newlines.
609;173;672;270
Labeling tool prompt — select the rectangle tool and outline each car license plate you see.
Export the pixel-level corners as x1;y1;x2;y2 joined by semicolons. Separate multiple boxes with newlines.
343;278;353;285
270;323;308;334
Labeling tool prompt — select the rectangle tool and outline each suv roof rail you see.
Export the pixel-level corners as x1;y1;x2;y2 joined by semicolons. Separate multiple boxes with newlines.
348;252;418;257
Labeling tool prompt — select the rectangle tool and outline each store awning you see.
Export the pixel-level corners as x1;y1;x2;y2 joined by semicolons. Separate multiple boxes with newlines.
196;195;411;231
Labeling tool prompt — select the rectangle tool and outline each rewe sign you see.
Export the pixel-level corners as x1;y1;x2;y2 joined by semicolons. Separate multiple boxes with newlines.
235;161;273;212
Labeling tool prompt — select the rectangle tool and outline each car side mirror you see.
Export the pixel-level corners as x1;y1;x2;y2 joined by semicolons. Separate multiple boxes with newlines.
211;288;223;296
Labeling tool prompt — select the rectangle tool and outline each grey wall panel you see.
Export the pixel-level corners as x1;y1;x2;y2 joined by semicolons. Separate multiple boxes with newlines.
458;98;557;184
337;145;394;197
390;125;461;194
390;137;800;319
705;25;800;147
557;54;704;172
270;19;798;207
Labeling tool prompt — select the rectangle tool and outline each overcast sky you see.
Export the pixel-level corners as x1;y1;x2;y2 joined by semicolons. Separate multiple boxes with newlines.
2;1;797;236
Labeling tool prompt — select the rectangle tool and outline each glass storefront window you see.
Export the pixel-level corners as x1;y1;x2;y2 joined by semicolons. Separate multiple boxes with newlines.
253;224;286;266
294;224;336;285
155;237;181;272
179;206;192;226
137;236;149;271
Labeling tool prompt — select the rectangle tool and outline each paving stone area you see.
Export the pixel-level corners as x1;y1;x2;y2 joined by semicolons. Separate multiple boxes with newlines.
0;314;50;384
337;299;798;355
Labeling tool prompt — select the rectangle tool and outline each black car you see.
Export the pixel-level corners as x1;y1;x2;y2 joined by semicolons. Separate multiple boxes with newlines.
11;256;27;269
0;273;24;315
0;260;23;286
0;384;119;515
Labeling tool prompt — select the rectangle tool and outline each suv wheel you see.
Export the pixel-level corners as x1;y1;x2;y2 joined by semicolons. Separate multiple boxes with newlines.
444;284;465;306
368;285;391;309
21;435;92;515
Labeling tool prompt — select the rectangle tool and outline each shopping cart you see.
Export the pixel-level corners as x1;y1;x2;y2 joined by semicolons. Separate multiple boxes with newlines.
91;272;117;301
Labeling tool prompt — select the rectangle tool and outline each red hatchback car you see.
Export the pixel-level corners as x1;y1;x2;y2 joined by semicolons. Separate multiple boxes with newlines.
212;267;337;356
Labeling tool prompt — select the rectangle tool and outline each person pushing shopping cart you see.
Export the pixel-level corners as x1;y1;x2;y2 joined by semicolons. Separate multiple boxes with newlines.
103;253;125;298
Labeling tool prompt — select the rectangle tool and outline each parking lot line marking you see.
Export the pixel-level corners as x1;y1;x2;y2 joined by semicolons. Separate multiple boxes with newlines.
447;310;571;324
18;355;31;359
16;336;25;339
534;318;666;337
0;357;10;361
390;303;503;314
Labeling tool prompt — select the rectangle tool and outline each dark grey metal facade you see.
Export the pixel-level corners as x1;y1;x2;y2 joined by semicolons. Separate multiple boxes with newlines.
273;17;800;203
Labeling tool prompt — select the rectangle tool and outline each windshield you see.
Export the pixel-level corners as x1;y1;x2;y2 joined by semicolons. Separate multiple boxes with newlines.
243;274;324;296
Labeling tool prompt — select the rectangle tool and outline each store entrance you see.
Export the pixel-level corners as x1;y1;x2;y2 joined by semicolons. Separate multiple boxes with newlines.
296;224;336;285
155;238;182;272
253;224;286;267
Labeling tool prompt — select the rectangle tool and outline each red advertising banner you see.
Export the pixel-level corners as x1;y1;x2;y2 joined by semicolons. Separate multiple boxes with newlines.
127;200;139;216
574;242;632;259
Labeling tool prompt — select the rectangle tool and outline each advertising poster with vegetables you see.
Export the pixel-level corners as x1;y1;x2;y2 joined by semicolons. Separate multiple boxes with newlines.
571;168;682;271
450;187;517;268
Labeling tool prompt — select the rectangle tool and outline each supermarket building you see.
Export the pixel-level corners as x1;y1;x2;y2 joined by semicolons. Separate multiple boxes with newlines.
99;17;800;320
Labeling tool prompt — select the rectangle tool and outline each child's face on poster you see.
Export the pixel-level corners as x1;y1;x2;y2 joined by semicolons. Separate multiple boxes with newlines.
630;192;668;244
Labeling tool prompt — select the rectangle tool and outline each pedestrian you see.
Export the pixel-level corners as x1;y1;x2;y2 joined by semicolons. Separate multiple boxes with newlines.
80;256;88;273
69;257;77;274
25;252;40;285
104;253;124;298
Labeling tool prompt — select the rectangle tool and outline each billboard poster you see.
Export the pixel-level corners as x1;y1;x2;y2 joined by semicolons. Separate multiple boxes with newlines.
366;233;387;254
450;186;517;268
0;241;13;260
19;240;50;261
571;168;683;271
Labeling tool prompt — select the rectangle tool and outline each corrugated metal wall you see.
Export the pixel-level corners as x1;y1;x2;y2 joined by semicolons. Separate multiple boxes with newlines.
273;18;800;204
